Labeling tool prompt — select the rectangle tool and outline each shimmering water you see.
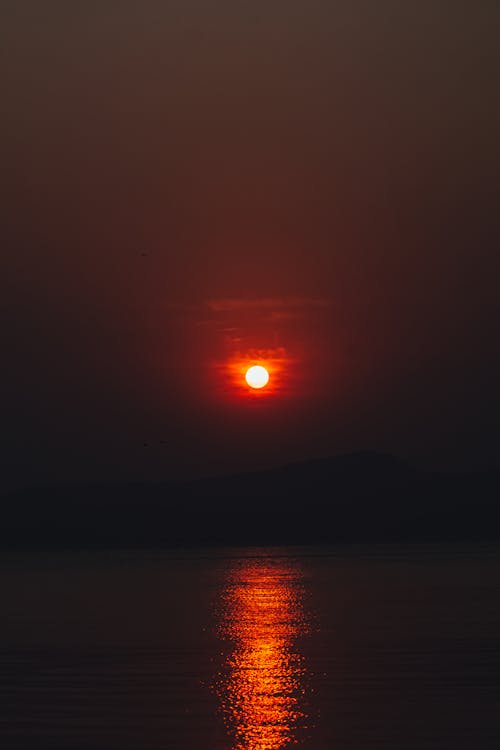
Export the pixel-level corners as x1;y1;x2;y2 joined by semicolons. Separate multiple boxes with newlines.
216;560;310;749
1;545;499;748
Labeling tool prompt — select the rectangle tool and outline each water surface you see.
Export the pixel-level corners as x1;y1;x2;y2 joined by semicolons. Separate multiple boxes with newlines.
1;544;499;748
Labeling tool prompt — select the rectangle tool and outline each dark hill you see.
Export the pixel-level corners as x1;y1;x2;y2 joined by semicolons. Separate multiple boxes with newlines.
1;452;499;548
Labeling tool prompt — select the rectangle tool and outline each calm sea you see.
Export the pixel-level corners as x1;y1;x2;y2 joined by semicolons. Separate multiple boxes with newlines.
1;544;499;748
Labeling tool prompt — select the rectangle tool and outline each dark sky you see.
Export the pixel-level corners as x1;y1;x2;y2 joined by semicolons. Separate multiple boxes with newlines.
2;1;500;490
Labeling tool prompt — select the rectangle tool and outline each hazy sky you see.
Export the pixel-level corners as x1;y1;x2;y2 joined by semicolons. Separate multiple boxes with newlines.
2;1;500;489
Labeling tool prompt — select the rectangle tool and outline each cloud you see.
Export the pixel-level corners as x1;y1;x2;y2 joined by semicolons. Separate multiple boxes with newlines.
206;296;332;312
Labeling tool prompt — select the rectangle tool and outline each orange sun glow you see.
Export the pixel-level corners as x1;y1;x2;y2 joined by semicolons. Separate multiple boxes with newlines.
245;365;270;389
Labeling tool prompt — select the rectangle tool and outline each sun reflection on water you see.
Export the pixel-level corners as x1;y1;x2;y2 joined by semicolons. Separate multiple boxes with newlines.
215;558;311;750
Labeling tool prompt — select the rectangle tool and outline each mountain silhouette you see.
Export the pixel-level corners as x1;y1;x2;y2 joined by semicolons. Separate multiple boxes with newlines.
1;452;499;548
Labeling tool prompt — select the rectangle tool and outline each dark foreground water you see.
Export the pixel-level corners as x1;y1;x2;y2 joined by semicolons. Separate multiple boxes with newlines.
1;544;499;749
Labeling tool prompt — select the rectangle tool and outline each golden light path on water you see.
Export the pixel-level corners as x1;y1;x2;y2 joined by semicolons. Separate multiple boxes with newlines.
215;558;311;750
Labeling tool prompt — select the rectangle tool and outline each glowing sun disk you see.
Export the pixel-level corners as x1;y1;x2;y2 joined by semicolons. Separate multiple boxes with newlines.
245;365;270;389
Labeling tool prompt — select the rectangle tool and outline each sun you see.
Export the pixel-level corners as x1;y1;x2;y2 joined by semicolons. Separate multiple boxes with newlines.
245;365;270;390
